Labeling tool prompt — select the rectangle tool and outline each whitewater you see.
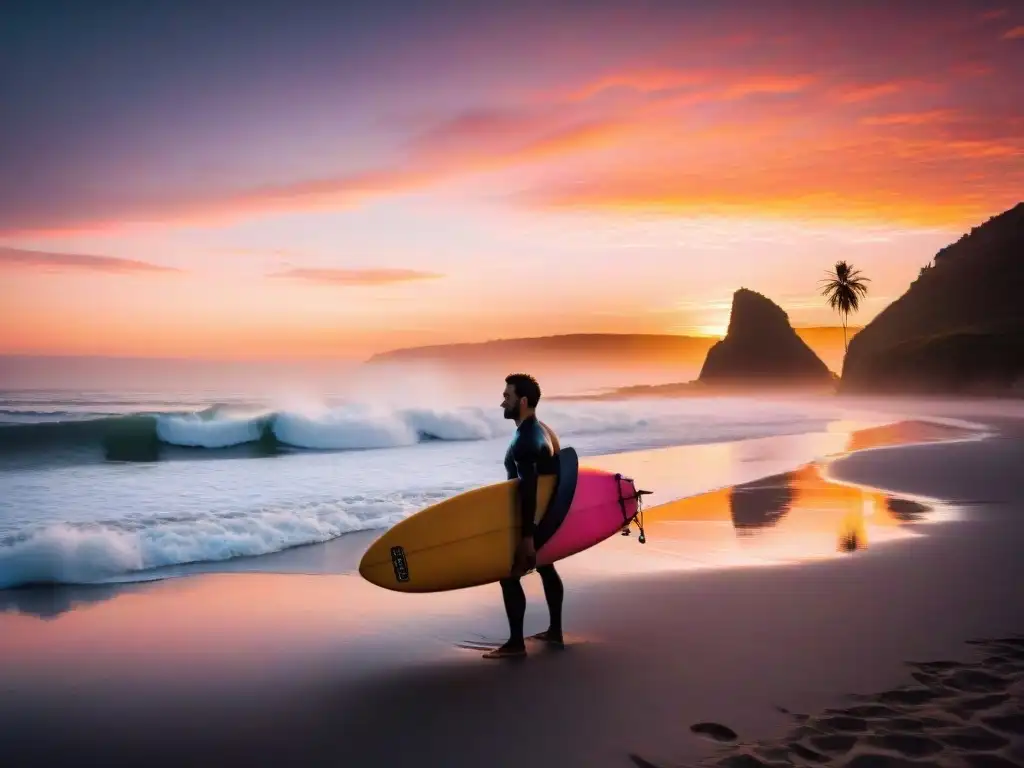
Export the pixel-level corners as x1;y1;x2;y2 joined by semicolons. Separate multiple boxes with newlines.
0;389;934;589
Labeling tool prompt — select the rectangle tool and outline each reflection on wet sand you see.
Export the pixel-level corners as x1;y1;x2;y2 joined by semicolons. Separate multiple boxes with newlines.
728;475;794;531
631;462;924;565
605;419;967;571
0;582;148;620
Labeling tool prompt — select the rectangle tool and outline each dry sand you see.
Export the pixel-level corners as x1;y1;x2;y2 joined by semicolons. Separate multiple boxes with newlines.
1;415;1023;767
661;635;1024;768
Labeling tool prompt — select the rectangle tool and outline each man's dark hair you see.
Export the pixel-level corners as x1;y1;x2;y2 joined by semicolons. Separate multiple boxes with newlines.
505;373;541;408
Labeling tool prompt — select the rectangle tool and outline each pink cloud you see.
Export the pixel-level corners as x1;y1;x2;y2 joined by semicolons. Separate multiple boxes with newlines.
860;110;957;126
267;267;443;286
830;81;906;103
0;247;180;273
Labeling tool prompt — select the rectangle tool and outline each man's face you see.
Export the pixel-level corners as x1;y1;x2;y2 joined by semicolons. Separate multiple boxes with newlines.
501;384;522;420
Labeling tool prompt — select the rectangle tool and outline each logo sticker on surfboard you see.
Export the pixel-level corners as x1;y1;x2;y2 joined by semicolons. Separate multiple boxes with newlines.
390;545;410;582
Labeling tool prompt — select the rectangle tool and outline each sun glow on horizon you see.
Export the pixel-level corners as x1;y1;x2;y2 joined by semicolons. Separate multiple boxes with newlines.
690;325;728;339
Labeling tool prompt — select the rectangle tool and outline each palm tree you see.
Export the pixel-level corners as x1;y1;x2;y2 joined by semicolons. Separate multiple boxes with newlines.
819;260;870;354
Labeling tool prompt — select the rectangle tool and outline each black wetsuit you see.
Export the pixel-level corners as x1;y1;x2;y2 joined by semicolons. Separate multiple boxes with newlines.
503;414;559;536
500;414;564;649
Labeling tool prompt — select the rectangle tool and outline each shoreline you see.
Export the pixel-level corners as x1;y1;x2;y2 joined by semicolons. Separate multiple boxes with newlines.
0;412;983;593
1;413;1022;767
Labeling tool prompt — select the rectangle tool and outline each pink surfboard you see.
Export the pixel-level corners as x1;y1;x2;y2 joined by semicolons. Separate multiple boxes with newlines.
535;464;647;565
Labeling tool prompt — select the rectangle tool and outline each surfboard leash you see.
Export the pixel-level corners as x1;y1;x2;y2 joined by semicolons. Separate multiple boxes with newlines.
615;472;652;544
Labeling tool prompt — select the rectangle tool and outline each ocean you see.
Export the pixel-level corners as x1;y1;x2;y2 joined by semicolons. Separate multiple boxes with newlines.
0;365;959;590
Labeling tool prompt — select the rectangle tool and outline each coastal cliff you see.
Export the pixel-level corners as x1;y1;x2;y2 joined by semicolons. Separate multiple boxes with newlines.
840;203;1024;395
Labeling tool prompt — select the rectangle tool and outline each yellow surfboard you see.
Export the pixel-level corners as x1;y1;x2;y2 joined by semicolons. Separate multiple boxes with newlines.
358;475;559;593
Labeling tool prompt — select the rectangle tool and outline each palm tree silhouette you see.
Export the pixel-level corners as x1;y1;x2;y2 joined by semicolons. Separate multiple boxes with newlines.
819;260;870;355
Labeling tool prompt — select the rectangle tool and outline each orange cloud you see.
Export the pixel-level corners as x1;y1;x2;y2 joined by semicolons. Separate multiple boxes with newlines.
1003;25;1024;39
721;74;817;99
565;68;707;101
515;123;1023;229
0;167;441;240
3;50;1017;240
564;67;817;109
4;108;634;239
407;106;630;168
860;109;957;126
830;81;906;103
505;61;1023;230
191;118;632;228
0;246;180;273
267;267;443;286
217;167;438;219
522;183;1000;229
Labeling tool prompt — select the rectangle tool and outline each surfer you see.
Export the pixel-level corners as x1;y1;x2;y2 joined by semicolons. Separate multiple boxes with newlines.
484;372;565;660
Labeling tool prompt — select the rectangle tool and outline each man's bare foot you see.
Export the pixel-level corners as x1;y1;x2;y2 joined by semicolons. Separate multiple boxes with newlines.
482;642;526;659
528;629;564;647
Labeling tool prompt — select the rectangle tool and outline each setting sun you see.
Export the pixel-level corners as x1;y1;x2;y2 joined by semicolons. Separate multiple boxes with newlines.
693;324;729;339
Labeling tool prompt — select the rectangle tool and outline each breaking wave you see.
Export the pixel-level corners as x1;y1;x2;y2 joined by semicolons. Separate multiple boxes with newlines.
0;405;528;461
0;493;434;589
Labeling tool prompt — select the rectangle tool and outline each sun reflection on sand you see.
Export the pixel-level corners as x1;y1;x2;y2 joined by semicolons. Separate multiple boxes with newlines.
563;419;965;577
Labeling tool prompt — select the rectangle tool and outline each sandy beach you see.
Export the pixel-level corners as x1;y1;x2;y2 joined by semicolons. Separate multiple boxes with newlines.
2;414;1023;768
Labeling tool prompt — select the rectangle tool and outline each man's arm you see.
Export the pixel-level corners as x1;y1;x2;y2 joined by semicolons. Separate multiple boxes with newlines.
512;440;539;538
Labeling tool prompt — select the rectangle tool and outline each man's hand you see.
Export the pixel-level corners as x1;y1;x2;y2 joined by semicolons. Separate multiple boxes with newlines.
512;536;536;577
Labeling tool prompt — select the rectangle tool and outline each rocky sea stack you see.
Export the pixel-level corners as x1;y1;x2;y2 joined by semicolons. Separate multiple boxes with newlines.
698;288;834;387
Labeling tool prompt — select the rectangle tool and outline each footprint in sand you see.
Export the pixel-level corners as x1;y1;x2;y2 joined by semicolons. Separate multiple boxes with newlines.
865;732;945;758
937;725;1010;751
946;669;1010;693
453;637;502;652
969;638;1024;663
980;712;1024;735
844;754;946;768
949;692;1011;719
644;637;1024;768
807;733;858;755
839;704;901;719
878;686;942;706
814;714;869;733
981;653;1021;671
882;713;960;731
910;660;964;672
911;670;941;686
786;741;828;763
627;753;667;768
716;752;786;768
689;722;739;743
961;756;1024;768
752;745;791;763
453;633;574;653
773;705;809;723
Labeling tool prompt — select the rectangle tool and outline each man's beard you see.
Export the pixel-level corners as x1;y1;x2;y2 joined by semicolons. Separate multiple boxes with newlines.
503;402;521;420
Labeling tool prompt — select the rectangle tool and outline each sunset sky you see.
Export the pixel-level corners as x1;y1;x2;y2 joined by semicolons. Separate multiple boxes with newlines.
1;0;1021;360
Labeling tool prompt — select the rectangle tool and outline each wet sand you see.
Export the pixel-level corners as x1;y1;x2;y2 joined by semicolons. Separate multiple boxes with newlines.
2;417;1023;767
